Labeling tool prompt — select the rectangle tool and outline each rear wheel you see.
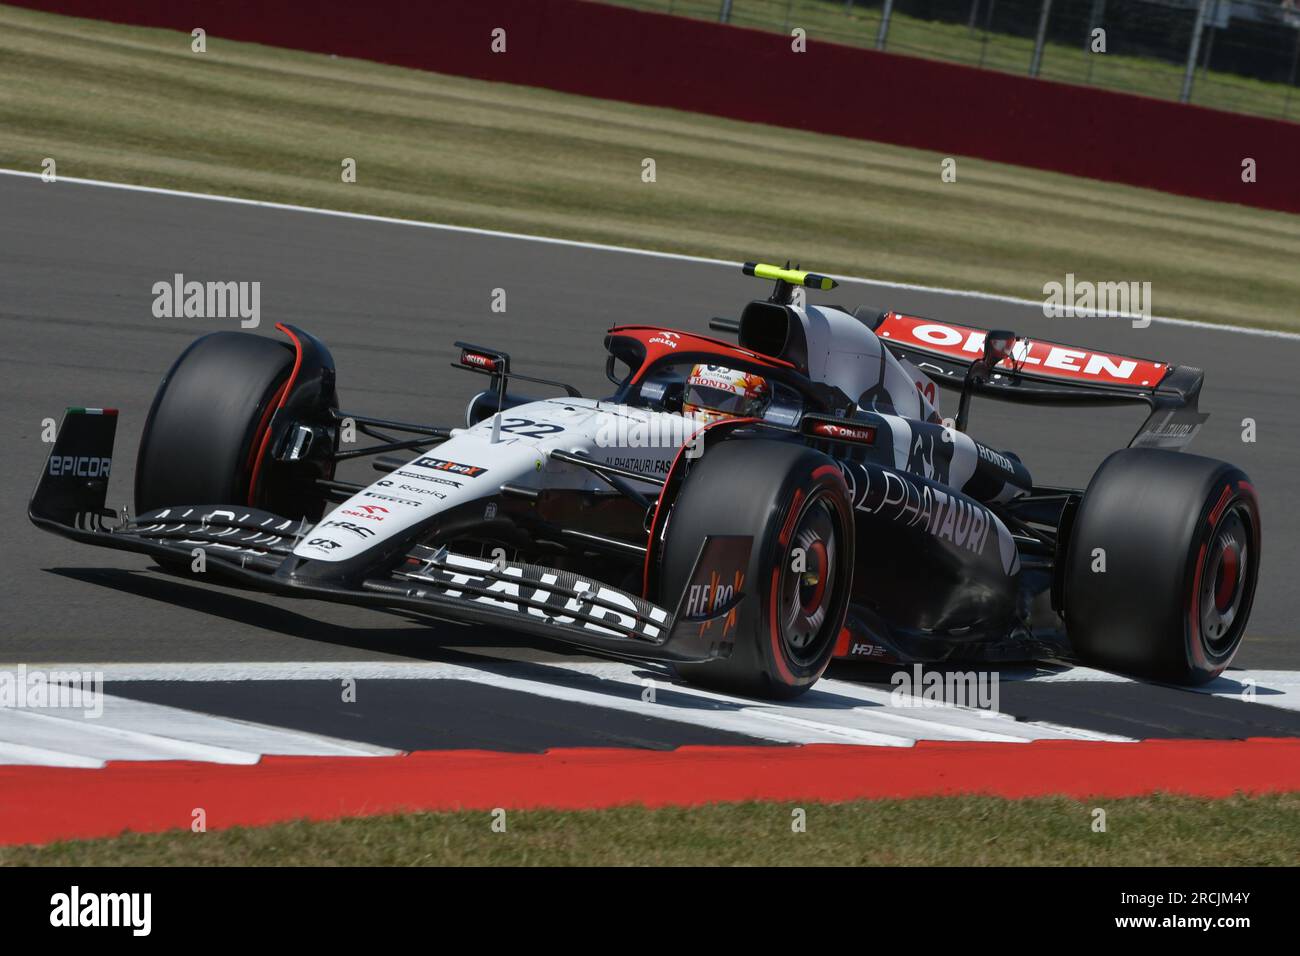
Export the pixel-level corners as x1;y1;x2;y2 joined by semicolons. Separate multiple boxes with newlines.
663;440;854;699
1063;448;1260;685
135;331;329;520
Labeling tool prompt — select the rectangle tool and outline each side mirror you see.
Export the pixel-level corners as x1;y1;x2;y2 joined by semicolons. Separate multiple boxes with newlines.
982;330;1017;369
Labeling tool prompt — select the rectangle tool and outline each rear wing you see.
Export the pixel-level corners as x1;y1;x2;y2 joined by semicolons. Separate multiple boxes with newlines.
870;312;1208;450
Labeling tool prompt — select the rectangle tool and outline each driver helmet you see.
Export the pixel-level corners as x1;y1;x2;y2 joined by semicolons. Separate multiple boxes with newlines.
683;364;770;423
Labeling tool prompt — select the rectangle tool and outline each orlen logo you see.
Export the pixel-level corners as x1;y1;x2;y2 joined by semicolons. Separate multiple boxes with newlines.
460;350;498;370
49;456;111;478
881;314;1167;386
648;331;680;349
810;422;876;444
340;504;389;522
412;457;487;478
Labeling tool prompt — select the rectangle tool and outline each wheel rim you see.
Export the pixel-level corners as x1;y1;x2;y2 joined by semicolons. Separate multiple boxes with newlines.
778;494;841;666
1199;503;1251;653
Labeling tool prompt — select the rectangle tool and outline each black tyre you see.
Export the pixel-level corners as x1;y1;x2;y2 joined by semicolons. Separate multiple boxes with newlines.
135;331;320;519
664;440;854;699
1063;448;1260;685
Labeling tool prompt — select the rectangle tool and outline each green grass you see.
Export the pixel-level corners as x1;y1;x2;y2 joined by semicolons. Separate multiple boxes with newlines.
607;0;1300;122
1;4;1298;329
4;795;1298;865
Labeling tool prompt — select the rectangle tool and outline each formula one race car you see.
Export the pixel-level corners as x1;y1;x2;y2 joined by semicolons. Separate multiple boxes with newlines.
30;263;1261;699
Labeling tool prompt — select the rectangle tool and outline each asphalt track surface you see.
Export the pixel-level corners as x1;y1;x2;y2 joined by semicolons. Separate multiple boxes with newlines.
3;173;1299;750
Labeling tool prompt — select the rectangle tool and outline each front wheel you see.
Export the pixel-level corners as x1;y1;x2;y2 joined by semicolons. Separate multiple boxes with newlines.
1062;448;1261;685
662;439;855;700
135;331;335;520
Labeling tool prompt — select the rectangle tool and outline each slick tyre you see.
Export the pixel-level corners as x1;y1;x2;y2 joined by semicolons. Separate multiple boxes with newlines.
135;331;311;518
1063;448;1260;685
664;440;854;700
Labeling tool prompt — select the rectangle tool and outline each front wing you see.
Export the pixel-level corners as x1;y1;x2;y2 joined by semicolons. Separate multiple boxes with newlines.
29;408;751;665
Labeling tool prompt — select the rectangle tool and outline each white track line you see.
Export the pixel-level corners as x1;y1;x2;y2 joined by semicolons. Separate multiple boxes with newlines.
0;741;105;769
73;694;398;757
0;691;400;767
548;661;1131;743
3;167;1297;341
2;707;263;764
12;659;1138;749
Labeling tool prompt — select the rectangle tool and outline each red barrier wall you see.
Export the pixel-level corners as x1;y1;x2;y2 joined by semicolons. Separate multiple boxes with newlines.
10;0;1297;214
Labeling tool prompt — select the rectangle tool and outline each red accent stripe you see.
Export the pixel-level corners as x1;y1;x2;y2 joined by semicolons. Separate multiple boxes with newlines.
244;379;289;496
767;566;796;684
639;416;760;599
2;739;1299;846
1189;541;1208;667
246;324;304;506
1208;483;1233;527
777;488;805;548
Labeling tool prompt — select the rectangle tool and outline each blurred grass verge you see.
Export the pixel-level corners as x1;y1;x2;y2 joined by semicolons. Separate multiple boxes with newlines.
4;793;1298;865
1;3;1297;329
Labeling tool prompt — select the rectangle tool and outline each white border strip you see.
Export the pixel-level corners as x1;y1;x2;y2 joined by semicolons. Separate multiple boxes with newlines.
5;167;1299;341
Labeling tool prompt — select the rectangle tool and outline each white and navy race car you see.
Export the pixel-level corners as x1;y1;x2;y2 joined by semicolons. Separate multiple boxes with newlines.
30;263;1260;699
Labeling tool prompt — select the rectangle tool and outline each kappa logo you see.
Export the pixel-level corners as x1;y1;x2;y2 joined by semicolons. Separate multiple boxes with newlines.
48;456;111;478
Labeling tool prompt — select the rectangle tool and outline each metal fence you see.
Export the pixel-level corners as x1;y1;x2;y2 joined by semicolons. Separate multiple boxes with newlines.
609;0;1300;120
